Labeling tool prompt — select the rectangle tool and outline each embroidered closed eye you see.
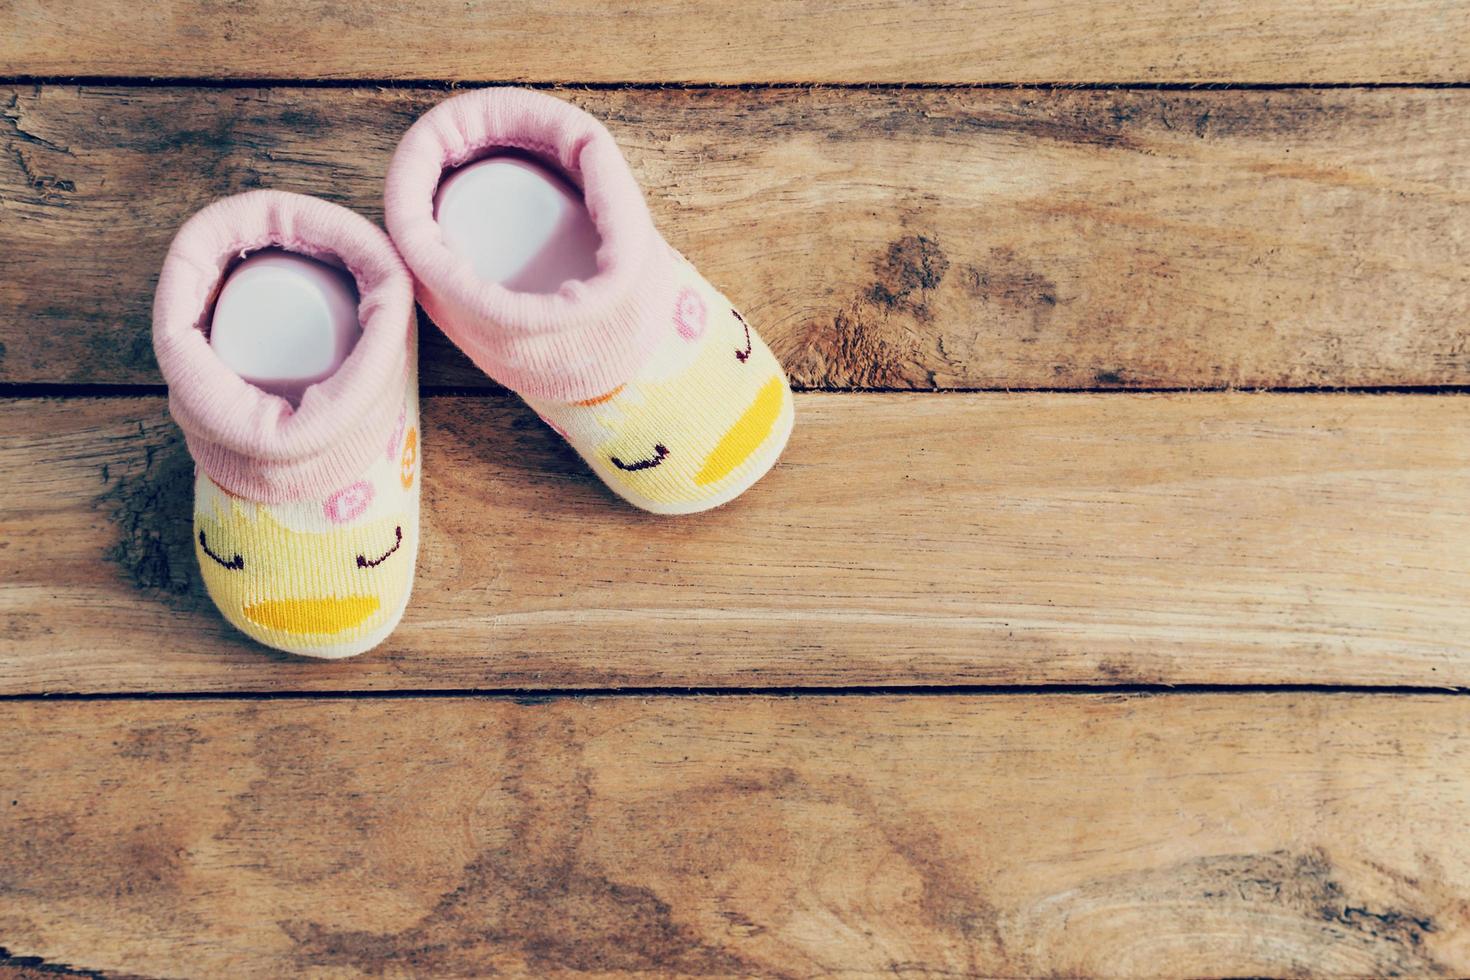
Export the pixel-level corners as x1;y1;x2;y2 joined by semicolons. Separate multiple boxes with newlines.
732;309;753;363
199;530;244;570
611;444;669;472
357;526;403;569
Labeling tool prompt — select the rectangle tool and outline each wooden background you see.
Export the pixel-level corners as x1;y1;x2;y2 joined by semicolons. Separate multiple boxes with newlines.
2;2;1469;976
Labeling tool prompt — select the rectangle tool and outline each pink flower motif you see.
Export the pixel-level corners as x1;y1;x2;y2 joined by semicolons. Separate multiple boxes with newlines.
324;480;374;524
386;405;407;460
673;287;707;341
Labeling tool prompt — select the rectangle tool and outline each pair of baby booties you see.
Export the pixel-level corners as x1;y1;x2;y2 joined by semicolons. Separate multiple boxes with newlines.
153;88;795;658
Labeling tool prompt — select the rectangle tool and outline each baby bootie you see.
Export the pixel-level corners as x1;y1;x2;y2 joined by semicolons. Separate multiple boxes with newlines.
153;191;421;658
384;88;793;514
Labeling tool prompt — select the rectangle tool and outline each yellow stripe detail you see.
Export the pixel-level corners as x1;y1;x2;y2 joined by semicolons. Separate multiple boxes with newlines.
695;376;785;487
245;596;380;635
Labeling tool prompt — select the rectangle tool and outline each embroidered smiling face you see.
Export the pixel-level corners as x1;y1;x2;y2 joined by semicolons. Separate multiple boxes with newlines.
528;276;794;513
193;406;420;656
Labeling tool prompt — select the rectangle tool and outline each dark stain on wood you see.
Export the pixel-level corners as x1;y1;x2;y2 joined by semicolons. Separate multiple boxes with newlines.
221;723;374;885
0;813;189;915
867;234;950;311
1036;849;1446;975
790;234;956;388
117;725;204;764
9;147;75;201
962;247;1058;312
891;94;1145;151
3;93;76;205
97;426;196;601
83;329;157;386
279;713;762;975
830;778;1007;968
1327;904;1438;948
609;762;1009;970
0;947;121;979
917;89;1346;145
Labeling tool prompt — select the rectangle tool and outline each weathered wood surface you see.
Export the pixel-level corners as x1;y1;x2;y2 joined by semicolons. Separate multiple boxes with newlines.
4;6;1467;979
3;392;1467;694
3;693;1468;976
4;85;1469;390
4;0;1468;83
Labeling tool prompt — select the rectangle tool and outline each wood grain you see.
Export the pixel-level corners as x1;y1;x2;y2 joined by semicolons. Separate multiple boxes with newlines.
4;0;1468;82
3;392;1467;694
3;693;1469;976
4;85;1469;390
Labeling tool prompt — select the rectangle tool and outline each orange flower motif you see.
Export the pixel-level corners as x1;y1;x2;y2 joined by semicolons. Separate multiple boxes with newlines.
400;427;418;489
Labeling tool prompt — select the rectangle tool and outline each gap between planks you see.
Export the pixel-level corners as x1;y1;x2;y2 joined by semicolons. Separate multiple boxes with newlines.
7;385;1470;399
6;77;1470;89
0;683;1468;704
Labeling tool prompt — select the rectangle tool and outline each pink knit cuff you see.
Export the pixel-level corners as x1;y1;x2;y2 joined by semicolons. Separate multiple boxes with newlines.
383;87;677;402
153;190;415;504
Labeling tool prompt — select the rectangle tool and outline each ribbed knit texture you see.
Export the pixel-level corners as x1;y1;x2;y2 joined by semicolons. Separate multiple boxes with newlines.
194;379;421;658
154;190;415;503
384;87;674;403
155;191;421;657
385;89;794;514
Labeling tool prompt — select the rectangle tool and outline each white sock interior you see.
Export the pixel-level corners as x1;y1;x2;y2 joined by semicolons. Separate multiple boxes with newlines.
433;152;601;294
209;248;362;406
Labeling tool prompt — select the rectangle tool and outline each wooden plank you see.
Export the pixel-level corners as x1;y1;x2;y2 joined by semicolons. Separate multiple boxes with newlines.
2;392;1467;694
3;0;1467;82
3;85;1468;390
2;693;1468;976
